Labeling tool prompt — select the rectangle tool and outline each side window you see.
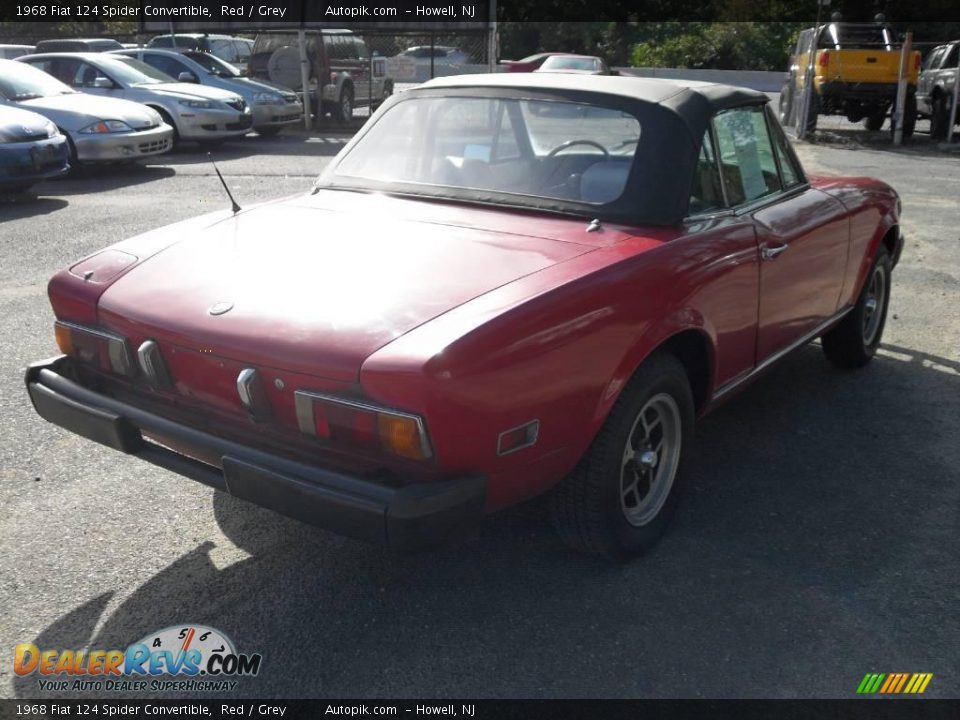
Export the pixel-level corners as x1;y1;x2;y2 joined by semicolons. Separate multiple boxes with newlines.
689;129;724;214
712;106;782;206
770;117;803;188
143;54;187;80
72;61;109;88
922;47;944;71
944;44;960;69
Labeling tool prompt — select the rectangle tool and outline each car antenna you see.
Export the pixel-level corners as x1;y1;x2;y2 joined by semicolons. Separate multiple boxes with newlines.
208;152;241;214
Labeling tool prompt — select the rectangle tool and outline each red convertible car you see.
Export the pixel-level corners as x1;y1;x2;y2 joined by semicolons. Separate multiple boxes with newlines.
26;74;902;560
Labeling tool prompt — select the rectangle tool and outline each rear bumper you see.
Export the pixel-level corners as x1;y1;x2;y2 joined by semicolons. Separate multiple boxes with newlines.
817;80;914;103
0;135;69;186
24;356;485;551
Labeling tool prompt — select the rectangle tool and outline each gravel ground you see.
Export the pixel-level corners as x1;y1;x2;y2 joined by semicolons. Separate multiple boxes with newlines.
0;116;957;700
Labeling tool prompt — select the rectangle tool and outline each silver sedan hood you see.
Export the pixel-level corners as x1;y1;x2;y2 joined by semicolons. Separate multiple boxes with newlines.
16;93;159;132
146;83;241;103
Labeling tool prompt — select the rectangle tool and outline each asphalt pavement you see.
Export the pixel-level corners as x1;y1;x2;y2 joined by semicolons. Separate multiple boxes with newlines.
0;121;957;699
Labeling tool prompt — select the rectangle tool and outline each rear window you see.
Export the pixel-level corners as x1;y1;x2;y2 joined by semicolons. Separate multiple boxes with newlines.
331;95;641;206
820;24;895;50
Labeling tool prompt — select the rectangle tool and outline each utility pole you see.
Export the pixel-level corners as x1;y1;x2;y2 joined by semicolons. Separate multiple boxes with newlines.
893;31;912;146
797;0;827;140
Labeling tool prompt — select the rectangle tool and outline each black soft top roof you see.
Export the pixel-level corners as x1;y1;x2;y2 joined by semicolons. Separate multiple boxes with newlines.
320;75;772;226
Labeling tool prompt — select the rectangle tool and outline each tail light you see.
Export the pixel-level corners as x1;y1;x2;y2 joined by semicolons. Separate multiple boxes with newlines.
55;320;135;377
817;51;830;69
913;53;921;72
330;71;337;85
295;391;432;461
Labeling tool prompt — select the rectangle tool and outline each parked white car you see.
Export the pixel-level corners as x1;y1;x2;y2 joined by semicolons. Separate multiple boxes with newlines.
0;59;172;164
112;48;302;136
18;52;252;147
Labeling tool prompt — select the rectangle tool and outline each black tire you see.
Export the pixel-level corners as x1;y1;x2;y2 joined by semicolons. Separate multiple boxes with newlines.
154;108;180;150
550;352;695;561
930;96;949;140
803;91;819;134
822;246;892;369
256;126;284;137
333;86;354;125
890;94;917;140
863;111;885;131
778;82;794;126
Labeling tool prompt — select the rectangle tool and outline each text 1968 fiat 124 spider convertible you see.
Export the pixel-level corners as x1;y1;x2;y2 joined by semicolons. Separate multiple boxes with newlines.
26;74;902;560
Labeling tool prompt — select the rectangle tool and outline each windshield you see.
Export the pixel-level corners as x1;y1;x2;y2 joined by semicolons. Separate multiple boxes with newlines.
185;51;240;77
103;56;173;84
541;56;598;71
326;95;641;206
0;59;74;99
151;36;207;51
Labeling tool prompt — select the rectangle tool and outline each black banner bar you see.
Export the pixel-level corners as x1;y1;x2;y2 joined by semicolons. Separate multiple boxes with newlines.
2;699;960;720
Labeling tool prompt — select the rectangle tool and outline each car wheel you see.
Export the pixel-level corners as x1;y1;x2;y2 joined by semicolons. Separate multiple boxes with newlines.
821;246;892;369
256;126;284;137
930;96;949;140
333;87;354;125
863;111;885;131
155;109;180;150
778;82;794;126
550;352;694;561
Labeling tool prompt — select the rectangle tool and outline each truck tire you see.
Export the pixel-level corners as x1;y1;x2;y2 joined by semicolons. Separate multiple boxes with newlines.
890;94;917;140
332;86;354;125
550;352;694;561
930;95;950;140
863;111;885;131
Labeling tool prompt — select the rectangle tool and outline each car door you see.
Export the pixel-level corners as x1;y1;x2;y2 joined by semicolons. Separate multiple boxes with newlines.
712;104;849;362
917;46;945;113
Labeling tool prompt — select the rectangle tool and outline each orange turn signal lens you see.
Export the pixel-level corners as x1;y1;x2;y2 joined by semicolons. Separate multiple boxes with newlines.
377;414;427;461
54;322;74;356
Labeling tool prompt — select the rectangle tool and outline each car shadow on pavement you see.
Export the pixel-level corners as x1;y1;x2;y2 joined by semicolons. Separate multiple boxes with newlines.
11;342;959;699
0;195;69;219
153;134;350;166
34;165;177;196
804;127;960;159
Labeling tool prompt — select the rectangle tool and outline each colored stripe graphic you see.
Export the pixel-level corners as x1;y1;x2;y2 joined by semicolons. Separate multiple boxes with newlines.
857;672;933;694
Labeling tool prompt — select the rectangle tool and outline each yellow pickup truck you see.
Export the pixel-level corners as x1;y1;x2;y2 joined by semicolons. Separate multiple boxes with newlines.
778;21;920;136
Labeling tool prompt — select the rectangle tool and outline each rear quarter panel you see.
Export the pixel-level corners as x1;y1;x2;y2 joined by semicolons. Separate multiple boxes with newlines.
361;216;760;509
811;176;900;307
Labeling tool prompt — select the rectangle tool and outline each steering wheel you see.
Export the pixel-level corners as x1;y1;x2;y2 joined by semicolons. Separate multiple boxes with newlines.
547;139;609;159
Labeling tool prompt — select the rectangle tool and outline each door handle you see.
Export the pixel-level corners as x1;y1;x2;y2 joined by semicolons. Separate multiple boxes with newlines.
761;243;789;260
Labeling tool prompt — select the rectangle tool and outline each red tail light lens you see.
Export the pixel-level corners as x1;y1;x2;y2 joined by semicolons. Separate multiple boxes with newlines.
913;53;921;71
55;321;135;377
296;391;432;461
817;51;830;69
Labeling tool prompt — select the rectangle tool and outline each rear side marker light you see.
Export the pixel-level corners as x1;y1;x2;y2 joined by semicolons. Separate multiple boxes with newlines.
497;420;540;456
817;51;830;69
55;320;134;377
294;390;432;461
137;339;172;390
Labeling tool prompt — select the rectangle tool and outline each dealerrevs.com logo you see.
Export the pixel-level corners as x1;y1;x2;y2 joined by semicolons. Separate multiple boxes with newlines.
14;624;262;693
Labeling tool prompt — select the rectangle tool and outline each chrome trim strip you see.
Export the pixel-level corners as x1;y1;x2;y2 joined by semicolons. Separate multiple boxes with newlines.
711;306;854;402
293;389;433;460
56;320;134;377
496;419;540;457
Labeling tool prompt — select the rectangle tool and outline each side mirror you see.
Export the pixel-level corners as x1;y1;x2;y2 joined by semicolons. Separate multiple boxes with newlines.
177;71;198;83
93;77;113;89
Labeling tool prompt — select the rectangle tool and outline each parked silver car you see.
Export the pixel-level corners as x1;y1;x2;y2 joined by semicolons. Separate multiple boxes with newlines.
0;59;172;163
0;44;34;60
18;53;252;146
112;48;302;136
